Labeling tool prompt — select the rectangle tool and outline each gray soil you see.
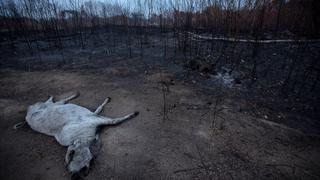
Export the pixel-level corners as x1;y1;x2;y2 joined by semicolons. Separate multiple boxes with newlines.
1;67;320;180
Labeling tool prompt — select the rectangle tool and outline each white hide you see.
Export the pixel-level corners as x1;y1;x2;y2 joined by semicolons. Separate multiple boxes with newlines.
24;93;138;174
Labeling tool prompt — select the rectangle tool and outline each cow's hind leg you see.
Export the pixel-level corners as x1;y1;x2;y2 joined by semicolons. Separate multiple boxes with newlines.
56;92;80;104
94;97;111;115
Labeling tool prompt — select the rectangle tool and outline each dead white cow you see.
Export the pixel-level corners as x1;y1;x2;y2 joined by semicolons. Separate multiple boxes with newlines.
15;92;139;178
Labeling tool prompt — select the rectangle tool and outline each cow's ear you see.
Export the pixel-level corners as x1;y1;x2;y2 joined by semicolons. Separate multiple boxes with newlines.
65;146;75;164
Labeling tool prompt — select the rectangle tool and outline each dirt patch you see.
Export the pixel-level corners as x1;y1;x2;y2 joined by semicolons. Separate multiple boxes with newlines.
0;69;320;180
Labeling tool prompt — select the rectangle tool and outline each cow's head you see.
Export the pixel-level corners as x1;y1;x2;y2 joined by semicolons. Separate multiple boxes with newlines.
65;141;93;178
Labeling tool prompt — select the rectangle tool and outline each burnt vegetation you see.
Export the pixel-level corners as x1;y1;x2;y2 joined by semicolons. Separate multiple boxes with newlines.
0;2;319;110
1;0;319;112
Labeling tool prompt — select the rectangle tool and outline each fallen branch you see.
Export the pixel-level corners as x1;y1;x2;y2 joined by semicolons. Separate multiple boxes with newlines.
173;167;201;174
